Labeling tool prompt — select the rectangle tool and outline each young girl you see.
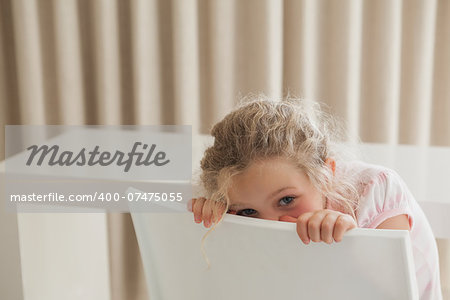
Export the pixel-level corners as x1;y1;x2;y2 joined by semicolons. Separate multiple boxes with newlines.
188;96;442;300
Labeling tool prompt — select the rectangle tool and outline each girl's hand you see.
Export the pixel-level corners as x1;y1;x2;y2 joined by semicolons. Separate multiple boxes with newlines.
280;209;357;244
187;197;226;228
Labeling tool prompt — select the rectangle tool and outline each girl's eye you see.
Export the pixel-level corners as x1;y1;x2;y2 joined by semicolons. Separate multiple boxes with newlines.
279;196;295;206
237;208;257;216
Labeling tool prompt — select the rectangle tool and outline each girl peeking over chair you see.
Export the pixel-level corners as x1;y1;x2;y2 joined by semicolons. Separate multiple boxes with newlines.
188;96;442;300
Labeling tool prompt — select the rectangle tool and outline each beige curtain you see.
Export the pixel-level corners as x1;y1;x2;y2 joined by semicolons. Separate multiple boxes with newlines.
1;0;449;299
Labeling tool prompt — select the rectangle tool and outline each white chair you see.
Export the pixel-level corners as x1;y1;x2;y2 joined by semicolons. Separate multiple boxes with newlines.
131;199;418;300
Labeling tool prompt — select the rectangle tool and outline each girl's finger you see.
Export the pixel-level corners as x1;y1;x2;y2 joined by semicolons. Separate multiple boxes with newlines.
333;214;356;242
212;202;226;223
192;197;206;223
202;199;213;228
320;212;339;244
187;198;194;212
296;212;314;244
307;210;328;243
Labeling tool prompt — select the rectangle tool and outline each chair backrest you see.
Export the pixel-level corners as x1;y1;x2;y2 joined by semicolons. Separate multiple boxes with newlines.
131;195;419;300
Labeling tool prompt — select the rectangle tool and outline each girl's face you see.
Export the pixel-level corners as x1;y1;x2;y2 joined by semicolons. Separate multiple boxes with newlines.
227;157;325;221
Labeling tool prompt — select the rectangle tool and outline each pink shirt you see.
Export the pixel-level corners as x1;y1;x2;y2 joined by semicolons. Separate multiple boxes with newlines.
341;161;442;300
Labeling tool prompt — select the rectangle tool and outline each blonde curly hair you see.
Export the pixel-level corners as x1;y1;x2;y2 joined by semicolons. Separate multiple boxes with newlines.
200;94;361;221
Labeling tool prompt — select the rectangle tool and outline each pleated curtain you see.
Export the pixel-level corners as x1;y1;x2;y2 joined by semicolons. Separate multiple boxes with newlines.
1;0;449;299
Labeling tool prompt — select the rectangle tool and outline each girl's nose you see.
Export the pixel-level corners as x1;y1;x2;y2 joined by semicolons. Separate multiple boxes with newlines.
279;215;298;223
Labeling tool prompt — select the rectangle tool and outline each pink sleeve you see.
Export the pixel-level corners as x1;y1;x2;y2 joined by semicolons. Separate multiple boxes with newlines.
356;169;415;230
